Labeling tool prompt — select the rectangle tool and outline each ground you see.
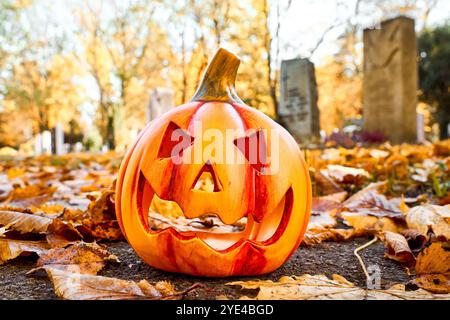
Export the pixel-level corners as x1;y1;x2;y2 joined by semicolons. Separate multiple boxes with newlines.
0;237;411;300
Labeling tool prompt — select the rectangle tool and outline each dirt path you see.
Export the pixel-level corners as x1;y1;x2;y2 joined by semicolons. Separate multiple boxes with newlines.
0;237;411;300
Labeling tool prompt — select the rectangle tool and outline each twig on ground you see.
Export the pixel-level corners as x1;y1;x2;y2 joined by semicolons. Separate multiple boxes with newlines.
354;236;378;281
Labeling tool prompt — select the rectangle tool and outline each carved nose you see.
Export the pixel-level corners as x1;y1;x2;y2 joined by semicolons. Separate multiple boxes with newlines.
192;161;222;192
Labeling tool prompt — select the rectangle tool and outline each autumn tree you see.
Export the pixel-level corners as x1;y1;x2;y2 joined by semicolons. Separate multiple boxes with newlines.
3;54;84;133
165;0;242;105
77;0;173;150
1;0;84;147
418;24;450;139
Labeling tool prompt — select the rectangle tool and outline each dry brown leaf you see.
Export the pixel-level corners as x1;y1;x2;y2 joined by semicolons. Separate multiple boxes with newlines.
303;192;354;245
227;274;450;300
339;182;406;233
4;185;57;208
309;198;339;230
149;212;246;234
228;274;366;300
322;165;370;184
406;205;450;240
0;210;53;234
367;284;449;300
86;190;116;222
340;182;406;218
314;170;344;196
341;215;401;233
30;204;65;216
401;229;427;252
411;274;450;294
415;242;450;275
45;267;190;300
81;190;123;240
46;219;83;248
380;231;415;267
30;242;119;275
0;239;49;264
320;191;348;203
80;220;124;240
385;154;409;179
302;228;362;246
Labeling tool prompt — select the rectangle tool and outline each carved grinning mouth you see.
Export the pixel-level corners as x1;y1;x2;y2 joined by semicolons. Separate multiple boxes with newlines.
136;171;294;251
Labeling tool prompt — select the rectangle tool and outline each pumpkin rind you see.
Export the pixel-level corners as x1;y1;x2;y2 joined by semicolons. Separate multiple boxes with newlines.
115;48;312;277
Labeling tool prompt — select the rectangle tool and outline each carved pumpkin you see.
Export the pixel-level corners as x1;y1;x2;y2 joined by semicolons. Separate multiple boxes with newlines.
115;48;311;277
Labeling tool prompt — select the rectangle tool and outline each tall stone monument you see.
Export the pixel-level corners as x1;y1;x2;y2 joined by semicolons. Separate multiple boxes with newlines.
278;58;320;142
147;88;174;123
51;123;65;155
363;17;418;143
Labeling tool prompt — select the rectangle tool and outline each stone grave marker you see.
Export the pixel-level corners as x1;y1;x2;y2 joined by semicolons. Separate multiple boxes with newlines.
363;16;418;143
278;58;320;142
147;88;174;123
52;123;65;155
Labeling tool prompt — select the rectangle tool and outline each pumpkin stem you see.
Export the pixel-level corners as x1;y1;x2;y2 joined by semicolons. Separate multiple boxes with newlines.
191;48;243;104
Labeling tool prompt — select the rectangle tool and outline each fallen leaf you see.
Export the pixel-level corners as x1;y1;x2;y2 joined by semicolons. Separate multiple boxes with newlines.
7;167;26;179
228;274;366;300
81;190;123;240
415;242;450;275
313;170;344;196
401;229;427;252
385;154;409;179
340;182;406;219
3;185;57;208
86;190;116;222
30;242;119;275
45;267;195;300
411;274;450;294
320;191;348;203
30;204;65;216
406;205;450;240
380;231;415;268
303;192;354;245
367;284;449;300
339;182;406;233
302;228;362;246
149;212;247;234
0;210;53;234
46;219;83;248
0;239;49;264
227;274;450;300
308;197;340;230
80;220;124;240
322;165;370;184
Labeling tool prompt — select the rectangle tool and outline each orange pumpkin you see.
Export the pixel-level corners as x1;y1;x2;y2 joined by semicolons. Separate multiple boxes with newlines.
115;48;311;277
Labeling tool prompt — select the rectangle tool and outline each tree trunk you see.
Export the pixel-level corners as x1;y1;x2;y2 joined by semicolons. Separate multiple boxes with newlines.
106;114;115;150
438;108;450;139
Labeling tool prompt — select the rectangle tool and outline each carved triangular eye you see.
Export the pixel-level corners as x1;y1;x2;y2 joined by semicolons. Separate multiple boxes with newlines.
233;129;268;172
157;121;194;159
192;161;222;192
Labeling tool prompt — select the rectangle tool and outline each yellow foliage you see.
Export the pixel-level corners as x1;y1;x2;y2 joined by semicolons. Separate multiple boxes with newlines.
316;57;362;133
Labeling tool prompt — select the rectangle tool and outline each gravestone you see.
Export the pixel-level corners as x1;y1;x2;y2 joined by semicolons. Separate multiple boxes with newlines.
42;131;52;155
147;88;174;123
51;123;65;155
363;17;417;143
416;113;425;143
34;133;42;155
278;58;320;142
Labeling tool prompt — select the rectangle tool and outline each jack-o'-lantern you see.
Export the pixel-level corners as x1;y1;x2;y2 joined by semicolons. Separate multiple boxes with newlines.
116;48;311;277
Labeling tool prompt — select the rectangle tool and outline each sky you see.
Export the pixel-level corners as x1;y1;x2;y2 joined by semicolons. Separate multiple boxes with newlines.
17;0;450;65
